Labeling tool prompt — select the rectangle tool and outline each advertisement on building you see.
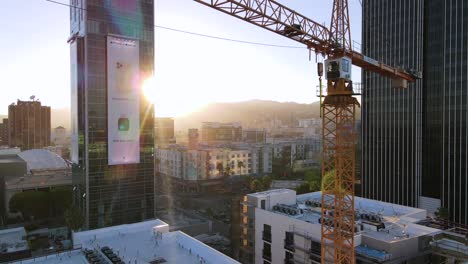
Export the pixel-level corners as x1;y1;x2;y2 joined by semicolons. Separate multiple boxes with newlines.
70;40;79;164
107;35;140;165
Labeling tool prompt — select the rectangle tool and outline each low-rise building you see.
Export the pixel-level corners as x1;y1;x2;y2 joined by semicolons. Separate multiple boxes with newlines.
156;144;274;193
240;189;443;264
0;149;71;217
11;219;239;264
0;227;30;262
243;128;266;143
0;119;9;146
52;126;67;146
155;117;175;146
201;122;242;144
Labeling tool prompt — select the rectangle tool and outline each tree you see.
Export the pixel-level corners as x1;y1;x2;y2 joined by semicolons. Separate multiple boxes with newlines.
435;207;449;220
304;169;322;192
9;191;50;220
49;187;73;216
216;163;224;176
64;206;84;231
260;175;272;189
321;169;348;196
250;179;264;192
238;161;245;174
296;183;311;195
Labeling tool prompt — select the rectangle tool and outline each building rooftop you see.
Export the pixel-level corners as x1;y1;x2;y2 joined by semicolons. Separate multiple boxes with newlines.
255;190;440;243
270;180;306;190
18;149;68;172
73;219;239;264
13;220;239;264
0;227;29;254
12;249;86;264
248;188;293;198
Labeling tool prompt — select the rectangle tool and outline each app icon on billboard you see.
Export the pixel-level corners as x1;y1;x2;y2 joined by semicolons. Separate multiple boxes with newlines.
118;118;130;131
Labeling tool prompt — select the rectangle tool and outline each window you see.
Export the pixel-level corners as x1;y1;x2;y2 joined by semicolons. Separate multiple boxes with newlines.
342;59;350;72
261;199;266;209
284;231;295;252
285;251;294;263
263;224;272;242
263;242;272;261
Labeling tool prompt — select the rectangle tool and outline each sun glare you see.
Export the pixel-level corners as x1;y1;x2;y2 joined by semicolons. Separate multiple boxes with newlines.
142;77;157;104
142;76;206;117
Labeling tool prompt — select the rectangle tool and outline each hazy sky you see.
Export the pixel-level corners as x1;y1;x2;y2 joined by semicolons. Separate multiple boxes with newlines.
1;0;362;117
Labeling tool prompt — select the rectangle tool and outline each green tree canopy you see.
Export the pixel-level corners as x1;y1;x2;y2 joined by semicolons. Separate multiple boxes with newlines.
64;206;84;231
9;191;50;219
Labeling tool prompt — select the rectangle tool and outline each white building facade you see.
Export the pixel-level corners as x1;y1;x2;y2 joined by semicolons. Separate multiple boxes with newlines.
241;189;441;264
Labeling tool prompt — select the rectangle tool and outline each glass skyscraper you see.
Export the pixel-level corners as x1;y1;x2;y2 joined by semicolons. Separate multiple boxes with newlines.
362;0;468;225
69;0;155;229
361;0;424;208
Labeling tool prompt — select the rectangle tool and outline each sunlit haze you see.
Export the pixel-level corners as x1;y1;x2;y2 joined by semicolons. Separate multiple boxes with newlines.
0;0;362;118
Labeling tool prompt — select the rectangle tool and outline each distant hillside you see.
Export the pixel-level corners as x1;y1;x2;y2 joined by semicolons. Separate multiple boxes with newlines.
175;100;321;130
175;100;361;130
2;99;362;131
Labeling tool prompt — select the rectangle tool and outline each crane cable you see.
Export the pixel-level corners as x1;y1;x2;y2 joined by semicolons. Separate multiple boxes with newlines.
44;0;307;50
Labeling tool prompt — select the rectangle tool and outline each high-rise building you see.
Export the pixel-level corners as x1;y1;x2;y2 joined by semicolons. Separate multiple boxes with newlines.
201;122;242;144
421;0;468;224
188;128;199;150
0;119;8;146
362;1;468;224
154;117;175;146
69;0;155;229
8;100;51;150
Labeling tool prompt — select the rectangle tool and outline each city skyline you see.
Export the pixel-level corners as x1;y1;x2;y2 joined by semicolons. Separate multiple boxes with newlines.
0;0;362;117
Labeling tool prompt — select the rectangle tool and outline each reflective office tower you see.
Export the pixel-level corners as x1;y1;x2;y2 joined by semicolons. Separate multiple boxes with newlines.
361;1;424;207
362;0;468;225
69;1;155;229
422;0;468;225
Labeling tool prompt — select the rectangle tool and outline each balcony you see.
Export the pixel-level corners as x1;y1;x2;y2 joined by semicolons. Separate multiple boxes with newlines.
262;231;272;242
284;239;295;252
262;249;272;261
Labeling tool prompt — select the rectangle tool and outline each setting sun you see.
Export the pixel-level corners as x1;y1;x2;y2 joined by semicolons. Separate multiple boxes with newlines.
142;76;207;117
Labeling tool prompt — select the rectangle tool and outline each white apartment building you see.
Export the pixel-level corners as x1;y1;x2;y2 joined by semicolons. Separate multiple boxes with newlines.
156;145;273;184
240;189;442;264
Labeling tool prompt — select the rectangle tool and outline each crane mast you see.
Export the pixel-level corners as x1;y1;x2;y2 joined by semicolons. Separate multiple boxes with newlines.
193;0;418;263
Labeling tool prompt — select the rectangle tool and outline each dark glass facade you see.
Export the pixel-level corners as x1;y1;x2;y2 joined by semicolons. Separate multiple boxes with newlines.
361;0;424;207
422;0;468;224
70;0;155;229
362;0;468;225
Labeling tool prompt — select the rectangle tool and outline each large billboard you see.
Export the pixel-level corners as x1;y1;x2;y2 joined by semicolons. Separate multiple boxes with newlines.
107;36;140;165
70;40;79;164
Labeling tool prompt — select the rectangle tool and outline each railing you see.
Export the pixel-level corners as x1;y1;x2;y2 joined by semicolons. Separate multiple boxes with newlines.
284;239;295;252
262;249;272;261
316;82;363;97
